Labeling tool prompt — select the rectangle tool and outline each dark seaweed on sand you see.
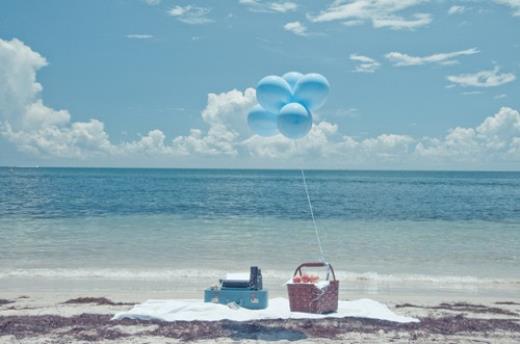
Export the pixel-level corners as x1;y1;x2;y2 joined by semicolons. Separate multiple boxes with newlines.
0;299;14;306
1;311;520;341
395;302;519;317
495;301;520;306
63;297;134;306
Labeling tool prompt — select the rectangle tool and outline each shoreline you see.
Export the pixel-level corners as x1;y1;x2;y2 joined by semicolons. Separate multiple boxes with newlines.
2;273;518;306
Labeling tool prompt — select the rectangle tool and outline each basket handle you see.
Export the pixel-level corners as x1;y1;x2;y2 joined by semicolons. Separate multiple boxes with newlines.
293;262;336;281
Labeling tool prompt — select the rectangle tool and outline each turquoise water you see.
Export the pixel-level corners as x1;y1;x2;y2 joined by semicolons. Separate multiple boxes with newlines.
1;168;519;297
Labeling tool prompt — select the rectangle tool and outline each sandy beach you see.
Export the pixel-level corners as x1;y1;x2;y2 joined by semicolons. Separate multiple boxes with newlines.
1;291;520;343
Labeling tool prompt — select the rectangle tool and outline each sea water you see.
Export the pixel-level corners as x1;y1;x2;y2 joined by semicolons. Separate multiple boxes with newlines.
1;168;519;299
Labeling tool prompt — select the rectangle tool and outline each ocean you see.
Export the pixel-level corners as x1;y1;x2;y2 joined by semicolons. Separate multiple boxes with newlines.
1;167;519;299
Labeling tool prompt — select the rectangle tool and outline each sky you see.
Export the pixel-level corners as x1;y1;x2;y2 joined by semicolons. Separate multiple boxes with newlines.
0;0;519;169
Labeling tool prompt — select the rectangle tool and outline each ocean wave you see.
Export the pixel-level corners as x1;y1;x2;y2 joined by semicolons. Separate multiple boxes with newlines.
0;268;518;287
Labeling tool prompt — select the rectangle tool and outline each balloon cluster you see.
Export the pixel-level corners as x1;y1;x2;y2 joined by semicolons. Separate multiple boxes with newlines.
247;72;330;139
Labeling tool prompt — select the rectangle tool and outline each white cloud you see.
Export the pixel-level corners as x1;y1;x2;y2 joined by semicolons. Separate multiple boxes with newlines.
371;13;431;29
117;88;256;158
0;38;47;123
0;38;116;158
495;0;520;16
122;88;256;157
308;0;432;30
0;38;250;159
385;48;479;66
284;21;308;36
269;2;298;13
243;122;339;159
244;126;415;165
447;67;516;87
448;5;465;15
244;107;520;167
477;106;520;138
168;5;213;24
416;107;520;162
350;54;380;73
2;38;520;169
201;88;256;133
1;119;114;158
356;134;415;158
239;0;298;13
22;100;70;129
126;34;154;39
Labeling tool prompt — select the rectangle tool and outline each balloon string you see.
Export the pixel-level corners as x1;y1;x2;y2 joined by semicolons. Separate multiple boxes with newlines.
301;169;325;262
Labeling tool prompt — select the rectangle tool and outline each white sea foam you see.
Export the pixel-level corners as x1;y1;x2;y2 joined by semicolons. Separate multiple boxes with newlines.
1;268;518;287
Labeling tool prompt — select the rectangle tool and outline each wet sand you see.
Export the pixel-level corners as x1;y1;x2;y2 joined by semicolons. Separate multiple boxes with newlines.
1;294;520;343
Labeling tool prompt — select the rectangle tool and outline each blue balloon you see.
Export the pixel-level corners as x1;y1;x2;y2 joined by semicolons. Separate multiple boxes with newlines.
282;71;303;91
293;73;330;111
277;102;313;139
247;105;278;137
256;75;292;113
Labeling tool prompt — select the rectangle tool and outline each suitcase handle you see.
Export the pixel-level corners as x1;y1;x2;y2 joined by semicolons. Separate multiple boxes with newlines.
293;262;336;281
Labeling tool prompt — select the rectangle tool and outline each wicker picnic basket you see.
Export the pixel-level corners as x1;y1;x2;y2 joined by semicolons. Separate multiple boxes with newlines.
287;262;339;314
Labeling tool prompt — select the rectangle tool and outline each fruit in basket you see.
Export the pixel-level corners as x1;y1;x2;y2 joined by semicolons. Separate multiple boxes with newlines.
292;273;321;284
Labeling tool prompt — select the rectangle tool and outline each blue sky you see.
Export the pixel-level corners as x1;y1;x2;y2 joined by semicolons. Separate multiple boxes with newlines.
0;0;519;169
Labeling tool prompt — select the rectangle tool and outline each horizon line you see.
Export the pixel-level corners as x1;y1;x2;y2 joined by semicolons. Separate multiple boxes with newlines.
1;166;519;173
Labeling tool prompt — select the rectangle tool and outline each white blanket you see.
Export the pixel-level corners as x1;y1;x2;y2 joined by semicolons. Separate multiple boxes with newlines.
113;297;418;323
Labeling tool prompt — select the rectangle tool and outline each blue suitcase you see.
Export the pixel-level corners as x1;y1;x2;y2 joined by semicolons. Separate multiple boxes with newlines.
204;287;268;310
204;266;268;310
